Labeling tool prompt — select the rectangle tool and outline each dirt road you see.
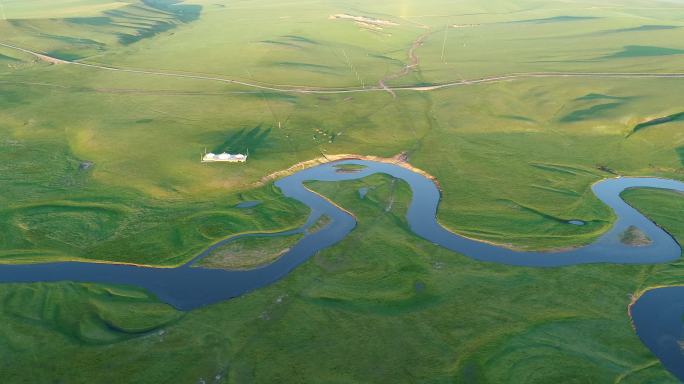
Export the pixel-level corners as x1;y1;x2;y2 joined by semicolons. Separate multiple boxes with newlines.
3;41;684;95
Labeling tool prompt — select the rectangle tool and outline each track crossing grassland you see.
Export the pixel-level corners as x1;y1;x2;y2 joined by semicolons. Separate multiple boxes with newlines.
3;41;684;94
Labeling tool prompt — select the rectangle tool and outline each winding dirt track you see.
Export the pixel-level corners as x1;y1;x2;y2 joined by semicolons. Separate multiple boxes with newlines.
3;41;684;95
378;30;432;97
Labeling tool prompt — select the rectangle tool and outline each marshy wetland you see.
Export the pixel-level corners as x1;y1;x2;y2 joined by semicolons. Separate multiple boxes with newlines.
2;0;684;383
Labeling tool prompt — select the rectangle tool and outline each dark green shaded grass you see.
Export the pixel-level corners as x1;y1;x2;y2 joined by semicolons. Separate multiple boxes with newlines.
105;3;186;45
0;53;20;62
1;1;197;60
0;282;180;344
46;50;86;61
610;25;681;33
575;93;632;101
210;125;273;155
529;162;598;176
282;35;319;45
512;16;599;24
142;0;202;23
273;61;339;75
510;200;601;227
0;89;27;106
38;33;104;48
607;45;684;59
560;102;623;122
497;114;537;123
44;1;199;49
116;20;176;45
260;40;300;48
64;17;113;26
630;112;684;136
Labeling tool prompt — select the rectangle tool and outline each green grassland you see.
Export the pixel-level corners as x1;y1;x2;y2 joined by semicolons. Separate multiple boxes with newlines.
1;73;682;256
0;0;129;20
0;0;684;382
0;135;310;266
1;174;683;383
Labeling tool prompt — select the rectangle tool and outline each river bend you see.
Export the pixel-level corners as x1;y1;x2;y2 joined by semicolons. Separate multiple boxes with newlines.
0;160;682;380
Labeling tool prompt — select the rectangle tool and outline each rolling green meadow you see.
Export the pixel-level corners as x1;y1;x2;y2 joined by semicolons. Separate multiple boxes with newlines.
1;0;684;382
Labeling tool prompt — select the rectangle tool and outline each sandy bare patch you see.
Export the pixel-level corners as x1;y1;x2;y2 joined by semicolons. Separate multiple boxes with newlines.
329;14;398;30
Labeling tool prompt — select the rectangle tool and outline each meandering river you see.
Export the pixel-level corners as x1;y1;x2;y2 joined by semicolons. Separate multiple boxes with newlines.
0;160;682;380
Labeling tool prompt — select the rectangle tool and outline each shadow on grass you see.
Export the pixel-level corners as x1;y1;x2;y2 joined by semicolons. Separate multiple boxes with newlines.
511;15;598;24
605;45;684;59
629;112;684;137
560;103;623;123
143;0;202;23
107;0;203;45
212;125;272;155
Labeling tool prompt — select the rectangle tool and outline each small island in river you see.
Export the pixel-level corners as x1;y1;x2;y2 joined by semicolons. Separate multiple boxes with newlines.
620;225;652;247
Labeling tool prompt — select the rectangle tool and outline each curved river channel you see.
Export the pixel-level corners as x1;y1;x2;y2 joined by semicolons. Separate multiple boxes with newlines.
0;160;683;380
